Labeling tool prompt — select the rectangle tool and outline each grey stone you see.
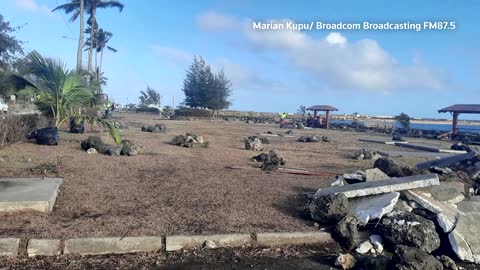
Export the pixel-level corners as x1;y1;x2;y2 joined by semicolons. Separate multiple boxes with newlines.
27;239;61;257
430;166;453;174
343;171;365;182
403;190;460;233
305;193;349;223
314;174;439;198
394;199;413;212
166;234;251;251
334;215;359;249
437;255;458;270
244;137;264;151
322;136;333;142
121;140;143;156
365;168;390;181
260;149;285;171
0;238;19;257
379;212;441;253
392;245;443;270
352;149;382;160
86;148;97;154
256;232;333;247
0;178;62;213
350;192;399;224
64;237;162;255
298;135;321;142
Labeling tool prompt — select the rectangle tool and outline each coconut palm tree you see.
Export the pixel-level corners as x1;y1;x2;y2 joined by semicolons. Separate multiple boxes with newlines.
12;51;120;143
85;0;124;73
95;29;117;75
52;0;85;71
52;0;124;73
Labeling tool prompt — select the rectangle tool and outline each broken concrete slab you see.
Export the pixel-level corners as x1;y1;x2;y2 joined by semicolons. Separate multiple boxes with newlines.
424;182;465;204
0;178;63;213
395;142;467;153
403;190;460;233
350;192;400;225
452;200;480;262
0;238;19;257
314;174;439;198
64;237;162;255
416;150;478;170
365;168;390;181
166;234;252;251
448;202;480;264
359;139;408;145
27;239;61;257
376;150;454;158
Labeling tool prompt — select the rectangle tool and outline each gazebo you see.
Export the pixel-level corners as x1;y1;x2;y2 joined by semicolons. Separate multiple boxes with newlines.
438;104;480;137
306;105;338;129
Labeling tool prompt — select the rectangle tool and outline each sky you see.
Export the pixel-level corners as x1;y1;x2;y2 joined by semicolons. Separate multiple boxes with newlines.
2;0;480;119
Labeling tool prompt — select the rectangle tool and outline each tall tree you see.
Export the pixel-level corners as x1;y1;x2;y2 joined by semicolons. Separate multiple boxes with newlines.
85;0;124;73
52;0;84;70
139;86;160;106
95;28;117;75
182;56;232;112
0;14;24;97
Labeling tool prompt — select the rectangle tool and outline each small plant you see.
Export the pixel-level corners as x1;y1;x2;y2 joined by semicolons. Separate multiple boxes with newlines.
297;105;306;119
395;112;411;129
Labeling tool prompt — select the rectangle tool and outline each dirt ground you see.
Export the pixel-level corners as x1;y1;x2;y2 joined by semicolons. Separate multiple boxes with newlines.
0;113;459;239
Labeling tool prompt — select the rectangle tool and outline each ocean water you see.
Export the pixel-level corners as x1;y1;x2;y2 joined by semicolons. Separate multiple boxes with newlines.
330;120;480;133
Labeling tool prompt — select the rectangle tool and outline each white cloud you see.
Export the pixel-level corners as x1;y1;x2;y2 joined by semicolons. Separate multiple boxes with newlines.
13;0;55;17
196;11;241;32
197;12;448;92
151;45;193;66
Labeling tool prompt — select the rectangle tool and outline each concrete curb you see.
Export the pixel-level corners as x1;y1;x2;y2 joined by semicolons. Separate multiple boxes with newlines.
2;231;334;257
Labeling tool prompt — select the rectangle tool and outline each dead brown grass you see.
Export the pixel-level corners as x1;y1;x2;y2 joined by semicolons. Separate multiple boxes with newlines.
0;113;457;238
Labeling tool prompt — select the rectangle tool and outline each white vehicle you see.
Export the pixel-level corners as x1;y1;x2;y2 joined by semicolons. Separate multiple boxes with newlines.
0;99;8;114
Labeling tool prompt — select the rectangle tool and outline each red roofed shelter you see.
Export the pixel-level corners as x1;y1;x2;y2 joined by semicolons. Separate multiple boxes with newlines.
306;105;338;129
438;104;480;138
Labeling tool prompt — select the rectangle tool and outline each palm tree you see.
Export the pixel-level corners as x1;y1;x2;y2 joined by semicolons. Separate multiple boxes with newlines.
96;29;117;76
12;51;121;143
85;0;124;73
52;0;85;71
52;0;124;73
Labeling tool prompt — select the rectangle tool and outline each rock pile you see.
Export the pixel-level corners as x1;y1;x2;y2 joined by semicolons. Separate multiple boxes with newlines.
141;123;167;133
244;137;264;151
171;133;208;148
298;135;321;142
260;149;286;171
304;150;480;268
352;149;382;160
80;136;143;156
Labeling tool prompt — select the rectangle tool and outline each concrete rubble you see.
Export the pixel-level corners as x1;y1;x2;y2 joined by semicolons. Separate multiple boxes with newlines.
304;145;480;266
171;133;209;148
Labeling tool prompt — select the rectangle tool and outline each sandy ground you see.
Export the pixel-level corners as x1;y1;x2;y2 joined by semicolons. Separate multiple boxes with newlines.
0;113;459;238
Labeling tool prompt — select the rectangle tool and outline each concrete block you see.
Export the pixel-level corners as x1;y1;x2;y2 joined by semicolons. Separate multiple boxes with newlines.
64;237;162;255
314;174;439;198
403;190;460;233
166;234;252;251
0;238;19;257
27;239;61;257
350;192;399;224
365;168;390;181
376;150;453;158
449;204;480;263
256;232;333;247
0;178;62;213
425;182;465;204
416;151;477;170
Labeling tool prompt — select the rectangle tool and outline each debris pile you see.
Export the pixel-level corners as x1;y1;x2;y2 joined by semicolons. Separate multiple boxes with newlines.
352;149;381;160
80;136;143;156
304;149;480;268
244;137;264;151
141;123;167;133
171;133;208;148
260;149;286;171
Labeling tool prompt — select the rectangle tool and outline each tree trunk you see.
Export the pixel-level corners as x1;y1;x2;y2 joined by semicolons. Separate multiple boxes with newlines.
87;6;96;73
99;49;104;75
77;0;84;70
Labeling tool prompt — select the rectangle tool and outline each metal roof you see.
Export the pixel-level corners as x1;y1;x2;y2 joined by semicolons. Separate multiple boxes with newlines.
438;104;480;114
306;105;338;111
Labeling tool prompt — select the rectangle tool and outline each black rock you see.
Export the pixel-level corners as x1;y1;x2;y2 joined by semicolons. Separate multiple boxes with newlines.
392;245;443;270
261;149;285;171
28;127;58;145
378;212;441;253
354;254;392;270
305;193;349;223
